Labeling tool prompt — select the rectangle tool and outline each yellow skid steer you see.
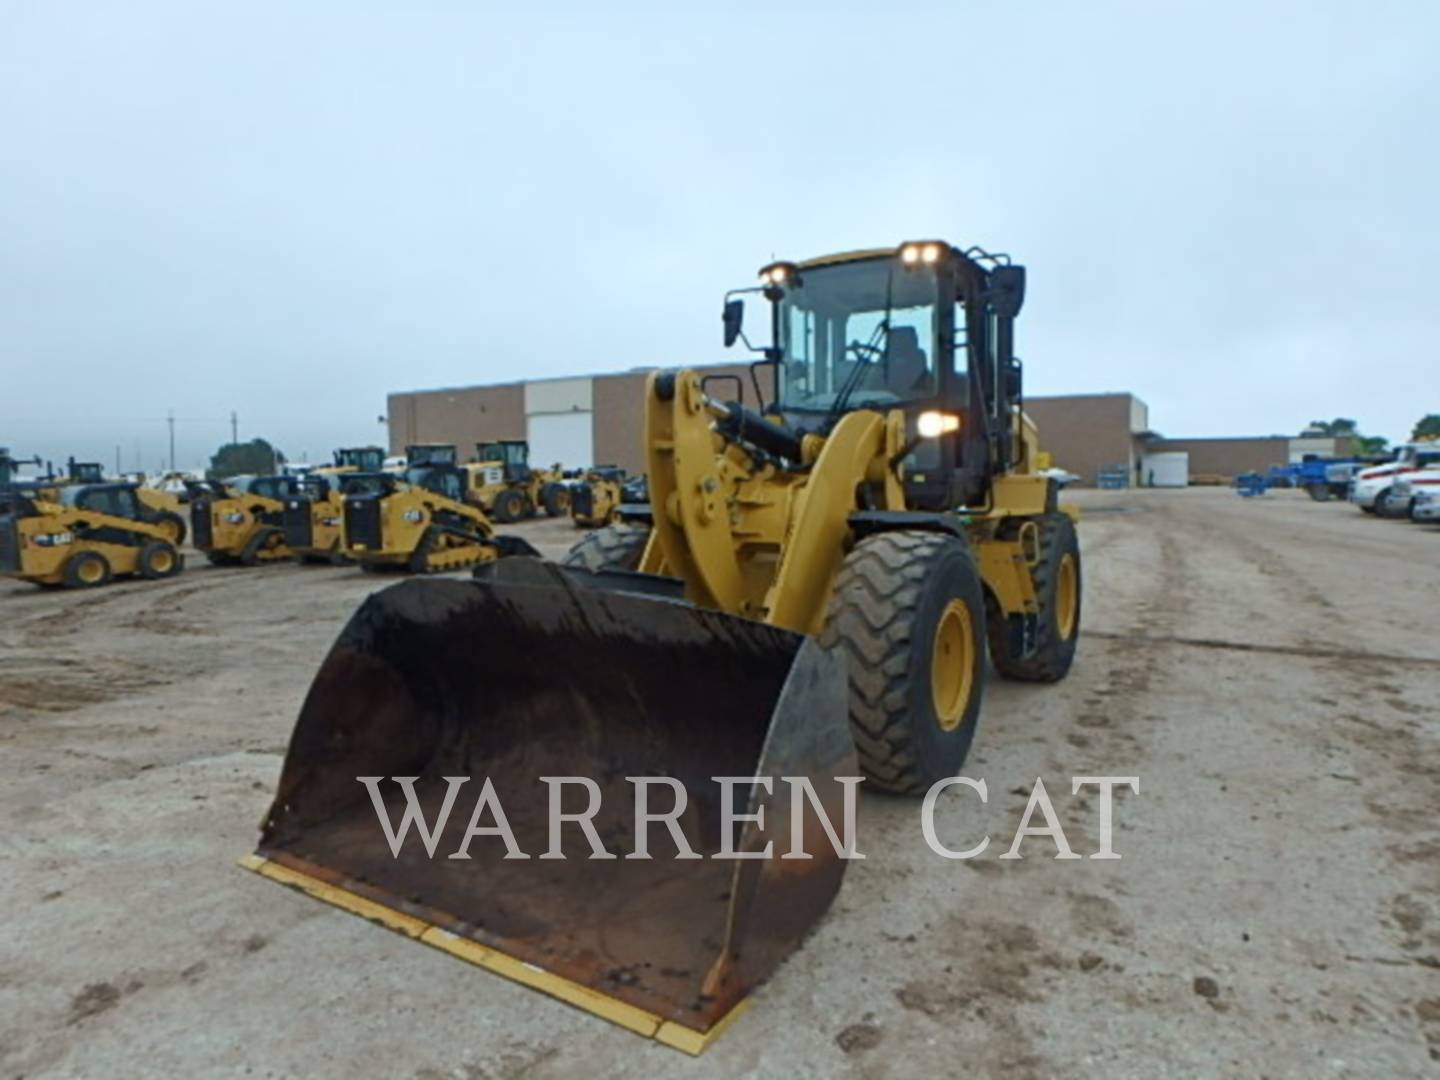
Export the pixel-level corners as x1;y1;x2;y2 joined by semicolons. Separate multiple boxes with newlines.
247;240;1081;1052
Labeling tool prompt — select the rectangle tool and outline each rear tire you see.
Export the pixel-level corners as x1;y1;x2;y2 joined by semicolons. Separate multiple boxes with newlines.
819;531;987;795
63;550;112;589
1306;484;1331;502
138;540;183;580
492;489;525;523
543;483;572;517
561;523;650;572
988;513;1081;682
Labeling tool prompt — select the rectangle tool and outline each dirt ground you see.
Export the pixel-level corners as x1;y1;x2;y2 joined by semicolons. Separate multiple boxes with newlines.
2;488;1437;1078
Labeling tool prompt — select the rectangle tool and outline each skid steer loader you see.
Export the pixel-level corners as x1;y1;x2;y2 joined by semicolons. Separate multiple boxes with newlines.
188;474;298;566
281;447;389;562
469;440;571;521
0;481;184;588
340;444;539;572
28;459;190;545
246;240;1080;1053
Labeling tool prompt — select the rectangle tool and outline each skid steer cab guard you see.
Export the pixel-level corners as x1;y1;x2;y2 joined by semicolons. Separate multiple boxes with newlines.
248;560;854;1050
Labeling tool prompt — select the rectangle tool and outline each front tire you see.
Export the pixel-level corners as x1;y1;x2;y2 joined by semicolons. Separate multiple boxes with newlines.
543;483;572;517
988;513;1081;682
820;531;987;795
138;540;183;580
561;523;650;572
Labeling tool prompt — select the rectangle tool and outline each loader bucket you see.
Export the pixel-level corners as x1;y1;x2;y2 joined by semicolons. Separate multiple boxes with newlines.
249;561;855;1051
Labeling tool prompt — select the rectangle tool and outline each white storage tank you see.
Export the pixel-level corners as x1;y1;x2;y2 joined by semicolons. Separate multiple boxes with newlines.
1141;452;1189;487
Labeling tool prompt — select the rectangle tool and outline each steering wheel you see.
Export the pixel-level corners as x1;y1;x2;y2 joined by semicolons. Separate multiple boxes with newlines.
847;340;884;361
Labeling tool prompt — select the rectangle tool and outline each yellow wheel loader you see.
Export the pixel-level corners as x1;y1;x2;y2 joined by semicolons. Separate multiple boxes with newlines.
469;440;570;521
188;475;297;566
281;448;388;563
341;444;540;572
246;241;1080;1053
0;481;184;588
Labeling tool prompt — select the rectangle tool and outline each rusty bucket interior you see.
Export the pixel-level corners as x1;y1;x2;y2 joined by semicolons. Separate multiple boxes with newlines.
253;562;855;1043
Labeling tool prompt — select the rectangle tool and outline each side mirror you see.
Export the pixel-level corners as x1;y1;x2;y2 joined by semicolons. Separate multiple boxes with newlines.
722;298;745;347
988;265;1026;318
1006;358;1023;400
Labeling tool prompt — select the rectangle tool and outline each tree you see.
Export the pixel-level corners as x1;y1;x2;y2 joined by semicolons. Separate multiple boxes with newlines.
1355;434;1389;455
207;438;285;479
1412;414;1440;441
1302;418;1359;436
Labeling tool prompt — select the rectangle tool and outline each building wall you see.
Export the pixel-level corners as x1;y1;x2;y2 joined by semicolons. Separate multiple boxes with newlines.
389;362;776;474
1024;393;1143;486
386;383;525;456
593;363;776;475
1148;436;1290;478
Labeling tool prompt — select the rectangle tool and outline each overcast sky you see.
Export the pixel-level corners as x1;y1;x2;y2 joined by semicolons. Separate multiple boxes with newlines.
2;1;1435;472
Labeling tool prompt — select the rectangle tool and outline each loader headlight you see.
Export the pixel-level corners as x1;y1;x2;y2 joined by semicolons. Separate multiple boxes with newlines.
899;241;946;267
758;261;799;287
402;509;425;523
224;511;246;524
917;411;961;438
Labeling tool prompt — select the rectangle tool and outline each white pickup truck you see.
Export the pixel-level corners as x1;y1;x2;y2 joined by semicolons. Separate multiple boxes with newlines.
1393;465;1440;522
1349;442;1440;514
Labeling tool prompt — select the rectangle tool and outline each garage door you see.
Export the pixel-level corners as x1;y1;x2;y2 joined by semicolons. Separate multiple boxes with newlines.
527;411;593;470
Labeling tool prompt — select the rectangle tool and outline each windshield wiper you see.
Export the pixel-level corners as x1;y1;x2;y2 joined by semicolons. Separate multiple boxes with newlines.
826;264;896;428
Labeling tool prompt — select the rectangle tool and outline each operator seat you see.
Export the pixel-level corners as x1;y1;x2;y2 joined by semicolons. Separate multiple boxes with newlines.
886;326;931;394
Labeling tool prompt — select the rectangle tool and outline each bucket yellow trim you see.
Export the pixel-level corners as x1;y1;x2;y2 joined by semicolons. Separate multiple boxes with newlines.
238;854;745;1054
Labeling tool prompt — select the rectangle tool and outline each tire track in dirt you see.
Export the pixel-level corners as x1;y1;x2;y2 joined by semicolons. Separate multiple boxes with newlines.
1160;494;1440;1057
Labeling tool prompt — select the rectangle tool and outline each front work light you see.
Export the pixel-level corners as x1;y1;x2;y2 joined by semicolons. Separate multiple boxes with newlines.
899;241;947;267
758;261;799;287
917;411;961;438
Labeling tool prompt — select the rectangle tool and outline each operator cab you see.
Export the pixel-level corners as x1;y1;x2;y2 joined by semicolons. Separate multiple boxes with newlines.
332;446;386;472
228;475;301;502
475;440;532;482
724;241;1026;510
60;483;144;521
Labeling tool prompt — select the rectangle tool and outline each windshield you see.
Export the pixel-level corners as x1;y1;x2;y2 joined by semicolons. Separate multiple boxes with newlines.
777;259;939;412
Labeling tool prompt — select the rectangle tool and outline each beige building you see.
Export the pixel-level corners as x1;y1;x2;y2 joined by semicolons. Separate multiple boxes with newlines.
1024;393;1152;486
386;363;772;475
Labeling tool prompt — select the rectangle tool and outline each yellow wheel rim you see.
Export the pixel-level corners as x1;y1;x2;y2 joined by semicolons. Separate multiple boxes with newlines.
152;550;174;573
931;599;975;732
78;558;103;584
1055;553;1078;641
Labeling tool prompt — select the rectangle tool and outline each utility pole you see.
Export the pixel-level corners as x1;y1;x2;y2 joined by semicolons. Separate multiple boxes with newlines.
115;445;121;477
167;409;176;472
230;410;238;446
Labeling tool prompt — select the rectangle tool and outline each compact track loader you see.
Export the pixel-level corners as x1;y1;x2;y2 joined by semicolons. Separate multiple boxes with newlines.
281;448;388;562
0;481;184;587
189;474;298;566
568;465;627;528
341;444;539;572
248;241;1080;1052
469;440;570;521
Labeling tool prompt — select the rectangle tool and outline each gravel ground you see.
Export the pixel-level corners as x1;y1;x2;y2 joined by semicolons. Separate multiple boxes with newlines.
2;488;1437;1078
